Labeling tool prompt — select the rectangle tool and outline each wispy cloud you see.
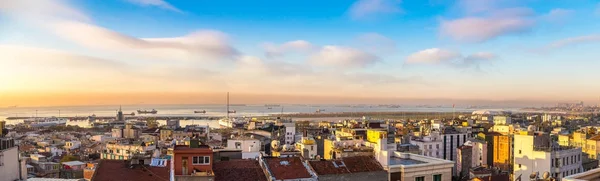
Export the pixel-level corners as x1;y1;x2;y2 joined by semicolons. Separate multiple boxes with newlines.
125;0;182;13
0;0;237;62
354;33;397;54
309;45;380;68
541;8;573;23
405;48;496;70
542;35;600;51
262;40;315;58
348;0;402;20
405;48;461;64
440;7;534;43
52;21;238;62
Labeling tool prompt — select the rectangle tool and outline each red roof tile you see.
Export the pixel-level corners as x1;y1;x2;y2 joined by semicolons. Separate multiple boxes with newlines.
309;160;351;175
342;156;384;173
92;160;170;181
264;157;312;180
213;160;267;181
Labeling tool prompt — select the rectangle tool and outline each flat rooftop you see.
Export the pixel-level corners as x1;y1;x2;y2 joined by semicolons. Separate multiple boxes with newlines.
389;157;426;165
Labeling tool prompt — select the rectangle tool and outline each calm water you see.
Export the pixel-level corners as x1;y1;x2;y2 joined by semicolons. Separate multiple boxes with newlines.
0;104;510;125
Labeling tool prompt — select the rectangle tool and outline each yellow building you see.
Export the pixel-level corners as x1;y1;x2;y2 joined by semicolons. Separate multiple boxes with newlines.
485;132;512;172
559;134;571;146
295;137;317;159
587;135;600;159
572;131;588;148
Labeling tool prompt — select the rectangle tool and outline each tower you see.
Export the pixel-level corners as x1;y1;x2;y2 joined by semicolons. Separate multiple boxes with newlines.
117;106;124;122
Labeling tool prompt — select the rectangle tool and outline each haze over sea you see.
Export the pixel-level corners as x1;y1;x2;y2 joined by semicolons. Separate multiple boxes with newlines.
0;104;519;125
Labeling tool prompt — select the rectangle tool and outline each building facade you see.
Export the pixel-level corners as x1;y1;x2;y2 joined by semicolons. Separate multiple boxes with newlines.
513;132;584;181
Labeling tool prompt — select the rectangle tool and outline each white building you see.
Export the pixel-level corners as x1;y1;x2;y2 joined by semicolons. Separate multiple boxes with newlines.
514;131;583;181
282;122;296;145
91;135;107;142
386;152;454;181
410;132;443;158
1;138;26;181
226;136;261;159
463;140;488;167
564;167;600;181
31;154;47;163
493;116;512;125
295;136;318;159
65;141;81;150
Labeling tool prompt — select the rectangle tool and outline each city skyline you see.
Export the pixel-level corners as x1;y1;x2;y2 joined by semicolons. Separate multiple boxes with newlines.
2;0;600;107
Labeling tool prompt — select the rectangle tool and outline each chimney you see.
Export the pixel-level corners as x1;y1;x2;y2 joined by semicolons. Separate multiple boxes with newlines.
190;138;200;148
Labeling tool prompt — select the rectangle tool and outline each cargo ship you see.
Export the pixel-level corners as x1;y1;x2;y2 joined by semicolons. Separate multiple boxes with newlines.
137;109;158;114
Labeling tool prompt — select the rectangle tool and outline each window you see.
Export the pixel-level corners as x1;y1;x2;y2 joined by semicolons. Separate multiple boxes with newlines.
518;164;522;168
518;150;521;154
192;156;210;165
433;174;442;181
415;176;425;181
436;144;439;149
311;146;314;151
116;149;120;154
235;142;242;149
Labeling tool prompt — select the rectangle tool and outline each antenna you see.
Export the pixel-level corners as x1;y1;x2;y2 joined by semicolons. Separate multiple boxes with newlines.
226;92;230;119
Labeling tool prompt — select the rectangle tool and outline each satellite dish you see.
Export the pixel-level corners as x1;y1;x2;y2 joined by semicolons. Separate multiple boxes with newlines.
530;172;538;179
543;172;550;179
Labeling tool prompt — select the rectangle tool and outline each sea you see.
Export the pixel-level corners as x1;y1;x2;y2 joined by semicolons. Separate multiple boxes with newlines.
0;104;512;126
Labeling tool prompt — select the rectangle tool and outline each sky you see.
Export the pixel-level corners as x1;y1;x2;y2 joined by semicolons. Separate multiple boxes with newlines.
1;0;600;107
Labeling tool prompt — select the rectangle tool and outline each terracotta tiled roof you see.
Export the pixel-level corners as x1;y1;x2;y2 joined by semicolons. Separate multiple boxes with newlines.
264;157;312;180
213;160;267;181
309;160;351;175
92;160;170;181
475;174;510;181
589;134;600;141
341;156;384;173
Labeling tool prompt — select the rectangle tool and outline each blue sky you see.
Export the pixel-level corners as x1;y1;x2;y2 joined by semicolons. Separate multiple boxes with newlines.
1;0;600;106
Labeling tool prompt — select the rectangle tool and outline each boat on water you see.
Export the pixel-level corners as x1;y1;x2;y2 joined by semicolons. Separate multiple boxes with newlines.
137;109;158;114
315;109;325;113
27;117;68;127
194;110;206;114
264;104;281;107
228;110;236;114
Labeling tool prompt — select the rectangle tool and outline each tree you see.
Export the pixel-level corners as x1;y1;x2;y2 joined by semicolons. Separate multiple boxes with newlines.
60;155;78;163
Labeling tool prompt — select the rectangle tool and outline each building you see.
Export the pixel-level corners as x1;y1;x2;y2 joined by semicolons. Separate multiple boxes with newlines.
386;152;454;181
1;136;27;181
295;133;318;159
259;156;317;181
90;160;170;181
323;137;373;160
464;139;488;167
484;132;512;172
226;135;261;159
513;131;584;181
410;132;443;158
111;124;140;139
213;160;267;181
308;156;387;181
65;141;81;150
282;122;296;145
492;116;511;125
564;167;600;181
456;145;472;178
101;140;156;160
172;139;214;179
60;161;86;179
